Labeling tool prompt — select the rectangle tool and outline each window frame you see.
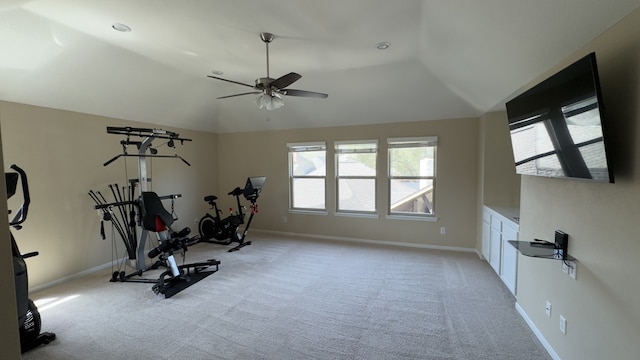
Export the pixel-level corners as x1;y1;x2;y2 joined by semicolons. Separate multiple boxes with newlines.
287;142;327;213
334;140;378;216
387;136;438;219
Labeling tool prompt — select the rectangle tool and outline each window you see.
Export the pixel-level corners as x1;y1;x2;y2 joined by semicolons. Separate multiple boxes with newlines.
388;137;437;217
335;140;377;213
288;142;326;211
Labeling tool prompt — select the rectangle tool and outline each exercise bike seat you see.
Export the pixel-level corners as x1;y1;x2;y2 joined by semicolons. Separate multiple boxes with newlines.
204;195;217;202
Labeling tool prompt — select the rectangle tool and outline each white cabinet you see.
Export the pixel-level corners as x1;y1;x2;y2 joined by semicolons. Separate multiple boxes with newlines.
500;222;518;294
489;221;502;274
482;206;519;295
481;212;491;260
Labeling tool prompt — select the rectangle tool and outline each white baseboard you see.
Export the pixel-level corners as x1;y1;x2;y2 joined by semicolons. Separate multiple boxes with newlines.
515;302;561;360
254;229;478;253
30;260;113;293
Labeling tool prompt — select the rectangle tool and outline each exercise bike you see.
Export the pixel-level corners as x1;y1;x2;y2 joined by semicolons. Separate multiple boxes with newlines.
198;177;265;252
7;164;56;352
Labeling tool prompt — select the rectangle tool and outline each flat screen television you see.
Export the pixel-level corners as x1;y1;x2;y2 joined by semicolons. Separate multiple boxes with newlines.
505;52;614;183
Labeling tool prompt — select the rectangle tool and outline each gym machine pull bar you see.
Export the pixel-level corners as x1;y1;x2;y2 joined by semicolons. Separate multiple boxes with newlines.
103;154;191;167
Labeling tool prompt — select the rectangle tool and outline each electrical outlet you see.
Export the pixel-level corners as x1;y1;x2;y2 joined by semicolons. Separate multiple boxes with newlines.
561;261;577;280
283;216;288;223
194;217;199;225
559;315;567;334
440;227;446;235
545;301;552;317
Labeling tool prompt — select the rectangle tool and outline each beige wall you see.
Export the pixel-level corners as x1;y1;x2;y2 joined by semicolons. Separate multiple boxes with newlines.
218;118;480;249
514;8;640;360
476;111;521;253
0;101;219;289
479;112;520;208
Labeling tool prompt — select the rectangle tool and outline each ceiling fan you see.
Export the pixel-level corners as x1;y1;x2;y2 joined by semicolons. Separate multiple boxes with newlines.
207;32;328;110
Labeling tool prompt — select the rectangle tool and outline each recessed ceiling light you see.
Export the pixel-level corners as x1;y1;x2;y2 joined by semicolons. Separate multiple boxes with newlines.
112;23;131;32
211;70;224;75
376;42;390;50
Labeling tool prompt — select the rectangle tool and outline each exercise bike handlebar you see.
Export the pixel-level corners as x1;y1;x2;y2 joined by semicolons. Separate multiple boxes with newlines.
9;164;30;227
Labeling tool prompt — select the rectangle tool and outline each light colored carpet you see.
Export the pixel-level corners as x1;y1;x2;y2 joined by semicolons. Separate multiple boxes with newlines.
22;233;550;360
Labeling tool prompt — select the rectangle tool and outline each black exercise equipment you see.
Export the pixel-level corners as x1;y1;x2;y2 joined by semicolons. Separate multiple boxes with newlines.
140;191;219;297
89;190;183;284
198;177;265;252
96;126;191;273
7;164;56;352
89;126;219;295
103;126;192;167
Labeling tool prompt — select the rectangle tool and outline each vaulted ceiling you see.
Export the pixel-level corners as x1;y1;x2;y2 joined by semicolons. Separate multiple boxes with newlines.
1;1;640;133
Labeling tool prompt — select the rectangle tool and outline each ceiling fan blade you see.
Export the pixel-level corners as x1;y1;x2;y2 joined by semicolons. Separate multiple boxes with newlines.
281;89;328;99
217;91;261;99
270;72;302;90
207;75;255;89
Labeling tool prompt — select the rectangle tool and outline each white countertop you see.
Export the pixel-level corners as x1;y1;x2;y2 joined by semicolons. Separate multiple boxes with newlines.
485;205;520;226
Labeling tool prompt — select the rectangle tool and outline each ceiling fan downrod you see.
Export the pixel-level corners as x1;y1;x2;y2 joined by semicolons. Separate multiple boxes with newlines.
260;32;274;79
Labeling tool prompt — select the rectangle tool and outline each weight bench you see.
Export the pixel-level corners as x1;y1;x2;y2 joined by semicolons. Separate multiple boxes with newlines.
140;191;220;297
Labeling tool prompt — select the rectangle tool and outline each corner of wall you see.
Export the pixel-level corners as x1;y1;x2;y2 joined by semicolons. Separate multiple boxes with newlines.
0;106;24;358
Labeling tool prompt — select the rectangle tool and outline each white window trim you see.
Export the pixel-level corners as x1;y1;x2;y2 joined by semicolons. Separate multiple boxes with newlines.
335;140;378;214
387;136;438;217
386;214;439;222
288;141;327;212
289;209;329;216
335;211;380;219
335;139;379;146
287;141;326;151
387;136;438;146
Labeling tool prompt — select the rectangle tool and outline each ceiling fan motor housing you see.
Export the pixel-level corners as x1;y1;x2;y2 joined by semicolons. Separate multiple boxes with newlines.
255;77;275;90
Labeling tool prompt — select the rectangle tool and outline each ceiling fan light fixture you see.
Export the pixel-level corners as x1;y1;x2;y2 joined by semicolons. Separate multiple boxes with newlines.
270;93;284;110
255;93;284;110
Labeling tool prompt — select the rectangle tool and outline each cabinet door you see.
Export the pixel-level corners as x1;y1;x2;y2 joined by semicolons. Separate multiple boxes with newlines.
482;219;491;260
489;226;502;274
500;223;519;295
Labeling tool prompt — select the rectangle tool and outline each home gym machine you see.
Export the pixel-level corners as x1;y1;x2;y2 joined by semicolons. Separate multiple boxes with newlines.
7;164;56;352
89;127;219;297
198;176;266;252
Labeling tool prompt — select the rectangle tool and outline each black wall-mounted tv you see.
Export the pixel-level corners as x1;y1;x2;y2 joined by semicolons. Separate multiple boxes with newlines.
506;52;614;183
